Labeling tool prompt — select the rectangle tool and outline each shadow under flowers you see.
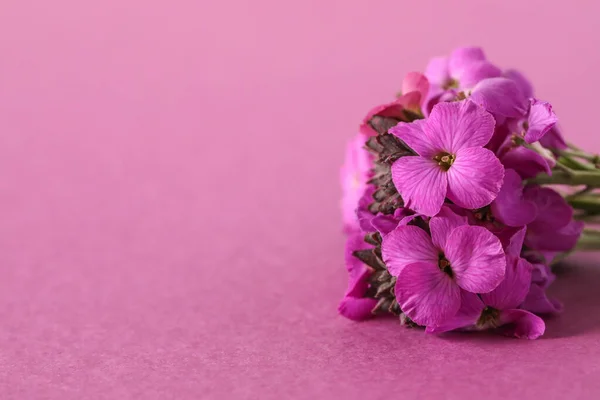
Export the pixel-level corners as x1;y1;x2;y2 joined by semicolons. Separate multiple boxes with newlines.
542;252;600;338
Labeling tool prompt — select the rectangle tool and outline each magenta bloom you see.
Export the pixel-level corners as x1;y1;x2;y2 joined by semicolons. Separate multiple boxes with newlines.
427;228;545;339
338;232;377;321
382;207;506;326
524;185;584;252
389;100;504;216
425;47;501;91
340;133;372;232
489;169;537;227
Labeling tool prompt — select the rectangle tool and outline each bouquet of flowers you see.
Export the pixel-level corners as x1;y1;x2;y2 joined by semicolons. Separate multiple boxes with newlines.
339;47;600;339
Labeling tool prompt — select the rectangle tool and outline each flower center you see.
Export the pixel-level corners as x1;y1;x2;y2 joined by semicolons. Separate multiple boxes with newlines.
438;254;453;278
473;206;495;223
476;306;500;329
433;152;455;171
443;78;459;90
510;133;526;148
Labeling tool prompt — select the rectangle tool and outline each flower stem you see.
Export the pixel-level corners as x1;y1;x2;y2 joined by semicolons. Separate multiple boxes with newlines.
576;228;600;251
529;170;600;186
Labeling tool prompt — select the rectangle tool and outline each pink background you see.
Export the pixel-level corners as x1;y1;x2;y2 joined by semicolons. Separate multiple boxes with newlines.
1;0;600;398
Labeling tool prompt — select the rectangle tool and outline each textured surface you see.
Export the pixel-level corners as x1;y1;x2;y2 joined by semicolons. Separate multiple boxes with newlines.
1;0;600;398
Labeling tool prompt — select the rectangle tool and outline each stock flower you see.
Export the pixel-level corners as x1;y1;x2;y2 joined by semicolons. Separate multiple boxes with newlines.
382;207;506;326
360;72;429;136
524;185;584;252
427;228;545;339
338;232;378;321
425;47;501;91
489;169;537;227
469;77;529;119
341;133;373;231
390;100;504;216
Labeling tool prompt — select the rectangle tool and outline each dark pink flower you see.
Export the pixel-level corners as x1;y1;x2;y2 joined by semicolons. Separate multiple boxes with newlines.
338;232;377;321
469;77;529;119
389;100;504;216
523;185;584;252
382;207;506;326
490;169;538;227
340;133;373;232
427;228;545;339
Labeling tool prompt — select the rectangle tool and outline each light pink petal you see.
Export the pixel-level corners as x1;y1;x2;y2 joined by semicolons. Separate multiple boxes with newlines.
501;146;554;179
448;47;486;76
389;119;436;157
338;296;378;321
382;225;438;277
539;126;567;151
402;72;430;101
395;262;461;327
340;134;373;231
526;219;584;253
391;156;448;217
481;256;532;310
424;56;450;86
359;100;405;136
470;77;528;118
425;100;496;153
444;225;506;293
456;61;502;89
499;309;545;339
446;147;505;210
504;69;534;98
426;291;485;334
521;284;563;315
524;186;572;231
491;169;537;227
429;206;468;250
525;99;558;143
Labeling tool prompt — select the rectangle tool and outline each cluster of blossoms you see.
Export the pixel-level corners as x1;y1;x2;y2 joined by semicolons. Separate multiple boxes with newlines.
339;47;590;339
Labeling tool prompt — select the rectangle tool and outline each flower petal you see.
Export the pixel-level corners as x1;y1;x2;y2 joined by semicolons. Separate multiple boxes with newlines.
504;226;527;259
448;47;486;77
444;225;506;293
359;100;406;136
391;156;448;217
525;99;558;143
498;309;545;339
491;169;537;227
382;225;438;277
521;284;563;315
446;147;505;210
389;119;436;157
425;100;496;153
370;208;409;236
338;296;378;321
456;61;502;89
395;262;461;327
402;72;430;102
524;186;572;231
424;56;450;86
429;206;468;250
501;146;553;179
539;126;567;151
504;69;534;98
470;77;528;118
525;219;584;252
341;134;373;231
481;256;532;310
426;291;485;334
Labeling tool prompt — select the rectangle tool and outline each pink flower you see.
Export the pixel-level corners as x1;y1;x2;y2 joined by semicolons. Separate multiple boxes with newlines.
523;185;584;252
338;232;377;321
389;100;505;216
427;228;545;339
360;72;429;136
382;207;506;326
489;169;538;227
340;133;373;232
469;77;529;119
425;47;501;91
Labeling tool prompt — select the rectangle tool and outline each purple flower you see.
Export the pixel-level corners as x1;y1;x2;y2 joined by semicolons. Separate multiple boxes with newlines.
539;126;568;151
338;232;377;321
489;169;538;227
427;228;545;339
469;77;529;119
389;100;504;216
425;47;501;91
524;185;584;252
496;132;555;179
340;133;373;232
382;207;506;326
523;99;558;143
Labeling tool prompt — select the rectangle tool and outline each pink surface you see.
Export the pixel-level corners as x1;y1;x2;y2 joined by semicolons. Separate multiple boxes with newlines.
1;0;600;398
